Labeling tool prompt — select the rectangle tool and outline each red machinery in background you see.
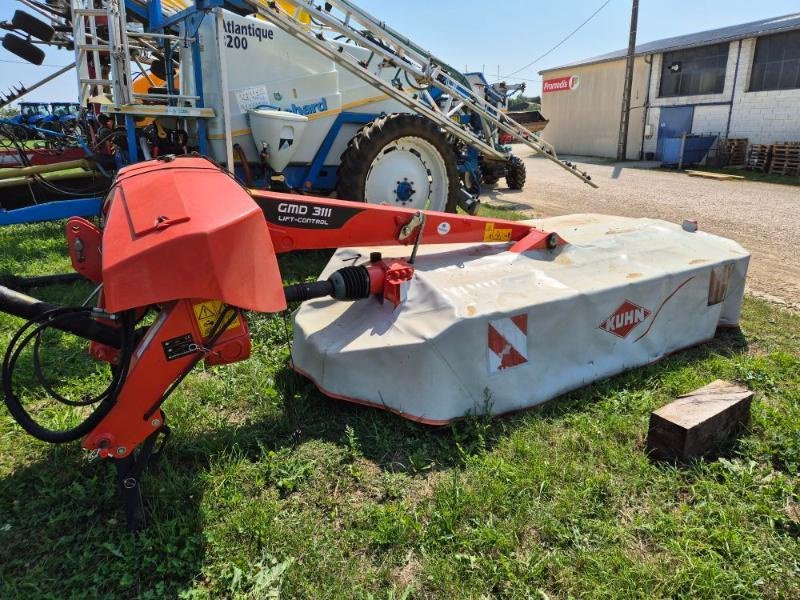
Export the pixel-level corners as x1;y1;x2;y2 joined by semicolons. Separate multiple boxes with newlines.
1;156;564;529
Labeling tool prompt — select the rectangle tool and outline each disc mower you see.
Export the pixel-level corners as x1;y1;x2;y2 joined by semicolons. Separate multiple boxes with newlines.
0;155;564;530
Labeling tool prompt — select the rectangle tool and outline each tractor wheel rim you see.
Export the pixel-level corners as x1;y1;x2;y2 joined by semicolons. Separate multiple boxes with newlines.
364;136;449;211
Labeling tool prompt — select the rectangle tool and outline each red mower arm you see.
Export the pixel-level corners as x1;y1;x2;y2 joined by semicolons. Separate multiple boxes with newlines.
250;190;565;254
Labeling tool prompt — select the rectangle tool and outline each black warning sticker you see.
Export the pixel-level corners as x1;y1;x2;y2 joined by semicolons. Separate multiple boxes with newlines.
259;200;364;230
162;334;197;361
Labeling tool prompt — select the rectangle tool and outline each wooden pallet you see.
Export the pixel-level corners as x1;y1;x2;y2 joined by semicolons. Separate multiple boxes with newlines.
769;161;800;176
769;142;800;176
746;144;771;172
720;138;748;167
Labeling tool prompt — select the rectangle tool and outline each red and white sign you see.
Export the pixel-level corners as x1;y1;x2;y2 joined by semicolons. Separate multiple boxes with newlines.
599;300;651;338
543;75;580;93
488;314;528;372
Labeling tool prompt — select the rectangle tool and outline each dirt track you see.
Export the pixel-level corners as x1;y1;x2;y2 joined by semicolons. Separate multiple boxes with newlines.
486;147;800;310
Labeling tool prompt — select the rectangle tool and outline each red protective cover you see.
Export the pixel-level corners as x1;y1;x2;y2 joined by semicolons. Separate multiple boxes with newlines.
101;157;286;313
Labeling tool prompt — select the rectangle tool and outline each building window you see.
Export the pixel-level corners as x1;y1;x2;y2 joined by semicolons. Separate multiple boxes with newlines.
659;43;729;97
750;31;800;92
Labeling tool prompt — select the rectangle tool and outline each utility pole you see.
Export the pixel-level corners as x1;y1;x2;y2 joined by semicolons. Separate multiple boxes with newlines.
616;0;639;161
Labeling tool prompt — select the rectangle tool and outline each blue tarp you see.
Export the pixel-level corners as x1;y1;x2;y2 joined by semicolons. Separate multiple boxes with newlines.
661;135;718;167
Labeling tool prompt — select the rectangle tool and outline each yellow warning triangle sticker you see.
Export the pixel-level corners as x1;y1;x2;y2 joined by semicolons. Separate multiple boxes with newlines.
197;305;216;320
192;300;241;339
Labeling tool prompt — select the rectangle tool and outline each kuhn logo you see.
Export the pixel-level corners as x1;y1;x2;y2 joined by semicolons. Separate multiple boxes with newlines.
543;75;580;93
599;300;652;338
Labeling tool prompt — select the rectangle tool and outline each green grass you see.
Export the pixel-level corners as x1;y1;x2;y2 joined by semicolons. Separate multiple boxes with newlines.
0;219;799;599
675;166;800;187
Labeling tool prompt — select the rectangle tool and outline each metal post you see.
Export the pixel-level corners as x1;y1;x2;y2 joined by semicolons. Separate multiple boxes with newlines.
147;0;164;31
215;8;235;174
190;13;210;157
678;133;687;171
125;114;138;163
616;0;639;161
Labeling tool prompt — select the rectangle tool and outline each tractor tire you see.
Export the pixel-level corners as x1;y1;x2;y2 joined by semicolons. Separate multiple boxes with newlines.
506;156;527;190
337;113;460;213
481;170;500;186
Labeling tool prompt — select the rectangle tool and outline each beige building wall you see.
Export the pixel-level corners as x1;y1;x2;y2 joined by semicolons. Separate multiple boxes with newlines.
540;57;650;160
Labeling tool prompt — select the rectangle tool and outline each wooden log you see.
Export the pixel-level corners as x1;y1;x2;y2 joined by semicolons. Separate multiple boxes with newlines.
647;380;753;461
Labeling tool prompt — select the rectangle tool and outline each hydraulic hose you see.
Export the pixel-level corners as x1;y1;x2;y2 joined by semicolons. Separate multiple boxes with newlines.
1;288;135;444
0;285;122;348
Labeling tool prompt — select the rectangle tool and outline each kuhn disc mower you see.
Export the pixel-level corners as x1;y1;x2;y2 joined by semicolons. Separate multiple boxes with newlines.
0;156;749;529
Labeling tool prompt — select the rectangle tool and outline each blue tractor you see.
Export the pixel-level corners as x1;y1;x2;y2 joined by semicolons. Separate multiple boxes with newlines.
9;102;52;139
49;102;83;135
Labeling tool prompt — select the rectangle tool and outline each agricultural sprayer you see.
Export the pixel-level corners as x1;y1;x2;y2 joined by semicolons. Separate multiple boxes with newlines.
2;0;596;219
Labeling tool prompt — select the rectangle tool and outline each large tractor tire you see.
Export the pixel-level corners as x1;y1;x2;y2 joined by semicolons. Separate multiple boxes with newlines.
337;113;460;213
506;155;527;190
480;169;500;186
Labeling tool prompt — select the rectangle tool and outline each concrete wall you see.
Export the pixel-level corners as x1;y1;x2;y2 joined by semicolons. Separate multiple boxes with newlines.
539;57;649;160
643;37;800;155
642;44;739;156
728;38;800;144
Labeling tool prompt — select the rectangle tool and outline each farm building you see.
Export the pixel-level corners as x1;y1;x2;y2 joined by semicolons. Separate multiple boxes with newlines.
538;12;800;161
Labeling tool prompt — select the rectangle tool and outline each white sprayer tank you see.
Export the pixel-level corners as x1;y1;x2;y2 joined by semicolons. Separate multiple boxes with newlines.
182;10;408;166
249;108;309;172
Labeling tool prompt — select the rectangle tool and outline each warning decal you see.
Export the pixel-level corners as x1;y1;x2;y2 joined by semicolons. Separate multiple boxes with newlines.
488;314;529;373
192;300;240;339
484;223;513;242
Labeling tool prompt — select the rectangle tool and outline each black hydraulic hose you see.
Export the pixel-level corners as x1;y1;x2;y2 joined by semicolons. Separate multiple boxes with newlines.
0;272;85;291
0;285;122;348
3;309;136;444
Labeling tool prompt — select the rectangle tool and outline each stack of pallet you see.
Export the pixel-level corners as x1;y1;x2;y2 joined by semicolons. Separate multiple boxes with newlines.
769;142;800;176
720;138;748;167
746;144;771;172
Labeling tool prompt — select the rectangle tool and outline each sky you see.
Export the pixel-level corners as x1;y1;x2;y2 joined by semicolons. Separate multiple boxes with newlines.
1;0;799;104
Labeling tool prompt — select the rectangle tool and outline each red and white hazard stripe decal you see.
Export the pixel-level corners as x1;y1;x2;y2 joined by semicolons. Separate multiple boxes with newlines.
488;314;528;372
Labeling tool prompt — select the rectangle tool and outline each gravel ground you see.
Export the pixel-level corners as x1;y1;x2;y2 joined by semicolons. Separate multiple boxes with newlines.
486;146;800;310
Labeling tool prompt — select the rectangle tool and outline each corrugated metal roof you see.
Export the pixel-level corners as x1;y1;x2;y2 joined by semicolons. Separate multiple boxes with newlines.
540;12;800;73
